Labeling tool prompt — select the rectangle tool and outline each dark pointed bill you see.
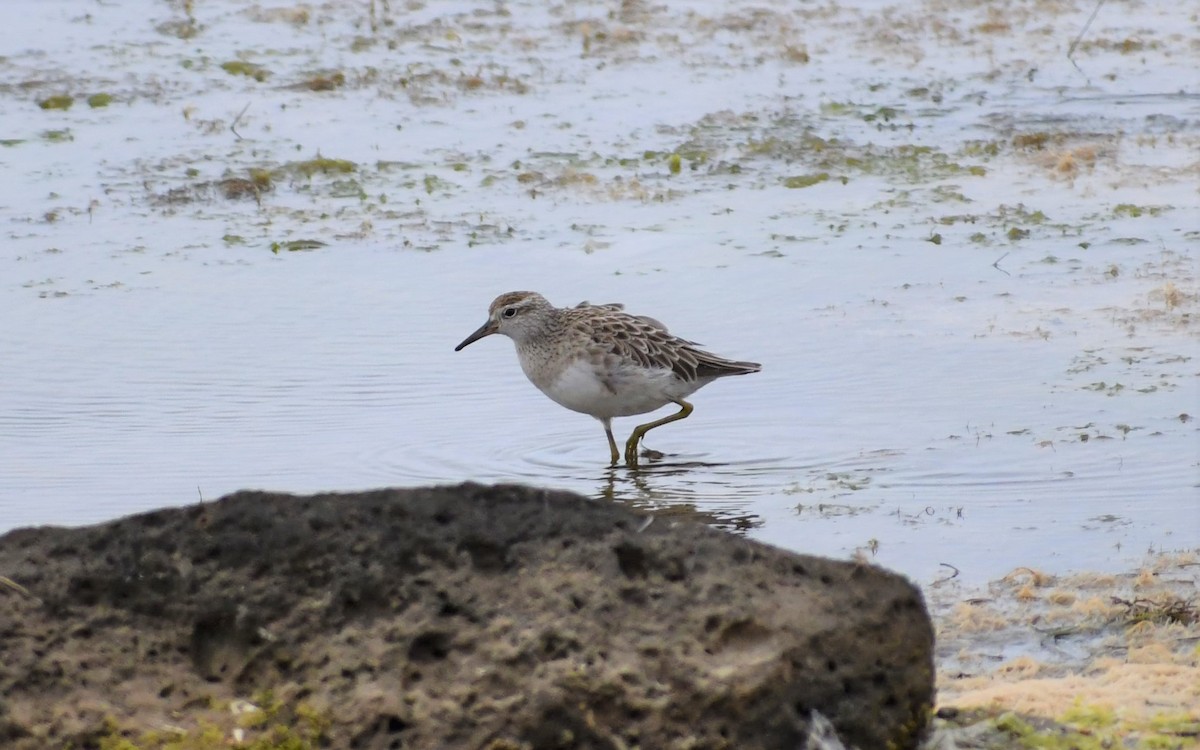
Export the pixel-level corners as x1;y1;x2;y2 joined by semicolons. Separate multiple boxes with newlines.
454;320;498;351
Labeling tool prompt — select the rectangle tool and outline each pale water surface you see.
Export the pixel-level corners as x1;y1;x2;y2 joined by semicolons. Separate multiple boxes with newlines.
1;0;1196;584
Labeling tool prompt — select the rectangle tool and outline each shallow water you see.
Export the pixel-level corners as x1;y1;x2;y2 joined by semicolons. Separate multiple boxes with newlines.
1;0;1196;584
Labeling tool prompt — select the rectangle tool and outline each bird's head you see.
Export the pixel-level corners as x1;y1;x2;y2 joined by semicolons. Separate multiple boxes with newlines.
454;291;552;350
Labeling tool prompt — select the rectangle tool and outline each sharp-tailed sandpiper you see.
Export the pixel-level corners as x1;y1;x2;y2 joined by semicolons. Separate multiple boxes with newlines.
454;291;761;466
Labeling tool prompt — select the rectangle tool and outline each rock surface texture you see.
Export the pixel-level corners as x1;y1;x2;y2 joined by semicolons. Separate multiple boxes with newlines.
0;484;934;749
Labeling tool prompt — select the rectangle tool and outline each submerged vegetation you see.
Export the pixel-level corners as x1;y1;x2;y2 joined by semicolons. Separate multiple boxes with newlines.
0;0;1187;260
932;555;1200;749
220;60;270;82
287;157;357;178
38;94;74;110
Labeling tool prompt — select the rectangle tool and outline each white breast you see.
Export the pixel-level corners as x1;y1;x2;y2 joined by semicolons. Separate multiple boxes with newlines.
532;357;685;419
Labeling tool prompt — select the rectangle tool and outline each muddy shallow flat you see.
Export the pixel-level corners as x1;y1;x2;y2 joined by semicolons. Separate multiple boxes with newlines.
1;0;1196;586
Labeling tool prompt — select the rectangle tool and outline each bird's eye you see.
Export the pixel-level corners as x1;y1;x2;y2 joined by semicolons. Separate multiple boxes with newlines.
502;307;517;318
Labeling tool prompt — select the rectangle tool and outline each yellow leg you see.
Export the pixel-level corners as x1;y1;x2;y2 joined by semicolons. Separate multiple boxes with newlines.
602;419;620;467
624;399;693;466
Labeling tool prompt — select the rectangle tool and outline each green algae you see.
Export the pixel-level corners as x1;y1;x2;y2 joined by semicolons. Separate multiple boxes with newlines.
38;95;74;110
270;239;328;253
287;157;357;178
783;173;830;188
96;692;330;750
221;61;270;82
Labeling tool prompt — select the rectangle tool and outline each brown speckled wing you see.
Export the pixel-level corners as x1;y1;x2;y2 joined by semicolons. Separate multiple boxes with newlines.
571;308;760;383
576;301;671;334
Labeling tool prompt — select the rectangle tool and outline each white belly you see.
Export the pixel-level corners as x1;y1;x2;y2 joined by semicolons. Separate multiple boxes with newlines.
532;357;692;419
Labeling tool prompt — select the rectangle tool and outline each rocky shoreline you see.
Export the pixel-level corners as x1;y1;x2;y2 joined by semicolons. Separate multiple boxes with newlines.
0;484;934;749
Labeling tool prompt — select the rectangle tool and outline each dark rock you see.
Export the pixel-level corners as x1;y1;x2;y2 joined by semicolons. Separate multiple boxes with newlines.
0;483;934;748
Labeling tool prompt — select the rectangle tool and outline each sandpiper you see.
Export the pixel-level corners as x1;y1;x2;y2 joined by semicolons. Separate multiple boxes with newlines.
454;291;761;466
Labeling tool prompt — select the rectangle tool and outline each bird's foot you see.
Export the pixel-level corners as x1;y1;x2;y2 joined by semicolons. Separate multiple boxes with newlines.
623;437;641;467
624;439;665;467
